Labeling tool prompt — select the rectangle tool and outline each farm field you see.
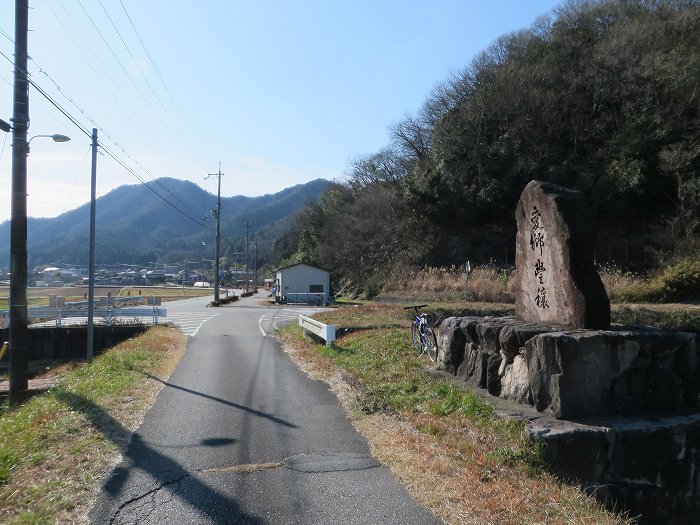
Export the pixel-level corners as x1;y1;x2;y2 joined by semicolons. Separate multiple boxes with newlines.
0;285;213;309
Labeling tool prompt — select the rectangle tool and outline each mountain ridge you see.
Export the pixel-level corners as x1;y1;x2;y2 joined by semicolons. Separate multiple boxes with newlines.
0;177;330;267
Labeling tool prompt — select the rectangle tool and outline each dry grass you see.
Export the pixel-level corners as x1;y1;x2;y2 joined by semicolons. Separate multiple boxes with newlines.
377;262;700;312
355;413;618;525
598;265;649;301
0;286;212;309
117;286;213;301
277;305;632;525
381;265;515;303
0;326;186;525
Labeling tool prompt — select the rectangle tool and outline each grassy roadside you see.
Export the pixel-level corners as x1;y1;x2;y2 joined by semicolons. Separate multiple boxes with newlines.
366;300;700;332
278;304;632;525
0;326;186;525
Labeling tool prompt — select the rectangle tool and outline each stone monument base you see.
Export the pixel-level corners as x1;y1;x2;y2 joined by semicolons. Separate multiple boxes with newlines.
437;316;700;523
438;316;698;419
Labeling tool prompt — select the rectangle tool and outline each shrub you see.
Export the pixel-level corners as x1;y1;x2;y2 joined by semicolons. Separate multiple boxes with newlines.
656;258;700;303
603;258;700;303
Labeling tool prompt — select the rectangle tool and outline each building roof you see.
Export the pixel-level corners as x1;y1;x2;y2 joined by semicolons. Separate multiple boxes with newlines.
274;262;329;273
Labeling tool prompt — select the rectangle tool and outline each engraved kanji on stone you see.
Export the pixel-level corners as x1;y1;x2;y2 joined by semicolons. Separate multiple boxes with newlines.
534;259;546;284
530;206;543;230
530;231;545;256
535;287;549;309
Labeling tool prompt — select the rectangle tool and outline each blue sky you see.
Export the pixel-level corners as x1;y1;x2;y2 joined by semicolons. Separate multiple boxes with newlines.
0;1;563;218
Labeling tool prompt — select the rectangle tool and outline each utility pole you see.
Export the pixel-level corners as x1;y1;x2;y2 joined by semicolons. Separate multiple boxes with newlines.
254;240;257;289
244;221;251;291
9;0;29;405
87;128;98;363
206;164;222;303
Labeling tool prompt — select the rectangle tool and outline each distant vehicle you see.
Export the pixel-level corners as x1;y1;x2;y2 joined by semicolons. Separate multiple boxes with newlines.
193;281;211;288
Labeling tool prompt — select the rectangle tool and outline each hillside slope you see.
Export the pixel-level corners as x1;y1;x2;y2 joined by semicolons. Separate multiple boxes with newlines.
0;177;330;267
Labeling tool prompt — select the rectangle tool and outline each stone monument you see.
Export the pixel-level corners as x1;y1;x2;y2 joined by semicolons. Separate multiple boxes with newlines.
514;180;610;329
433;179;700;521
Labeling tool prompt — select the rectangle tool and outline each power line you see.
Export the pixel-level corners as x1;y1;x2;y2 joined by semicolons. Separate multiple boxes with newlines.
75;0;203;178
0;26;13;43
0;130;8;163
0;49;91;138
1;50;213;230
20;45;207;220
98;0;212;173
47;144;92;244
43;0;151;138
47;0;197;183
33;62;202;216
27;77;93;139
100;142;215;230
118;0;214;172
0;18;217;233
33;62;198;211
0;70;76;132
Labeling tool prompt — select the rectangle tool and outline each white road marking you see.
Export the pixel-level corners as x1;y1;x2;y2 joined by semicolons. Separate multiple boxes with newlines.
167;312;220;337
30;311;219;338
258;311;300;336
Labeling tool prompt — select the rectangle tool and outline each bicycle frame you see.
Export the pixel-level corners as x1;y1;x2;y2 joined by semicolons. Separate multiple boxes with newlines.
405;304;438;362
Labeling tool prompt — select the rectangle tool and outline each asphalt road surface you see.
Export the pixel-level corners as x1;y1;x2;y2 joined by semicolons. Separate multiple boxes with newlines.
89;292;444;525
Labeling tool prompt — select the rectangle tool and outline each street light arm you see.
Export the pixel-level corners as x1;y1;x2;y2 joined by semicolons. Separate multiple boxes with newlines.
26;133;71;154
27;133;71;145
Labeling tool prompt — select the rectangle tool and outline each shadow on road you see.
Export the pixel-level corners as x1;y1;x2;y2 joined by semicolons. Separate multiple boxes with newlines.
145;372;298;429
54;390;264;524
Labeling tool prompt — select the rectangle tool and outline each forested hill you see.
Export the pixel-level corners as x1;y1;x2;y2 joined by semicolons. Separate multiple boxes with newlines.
278;0;700;290
0;177;330;267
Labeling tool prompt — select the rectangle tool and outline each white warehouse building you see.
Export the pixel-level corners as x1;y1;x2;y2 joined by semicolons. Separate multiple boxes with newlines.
274;263;330;305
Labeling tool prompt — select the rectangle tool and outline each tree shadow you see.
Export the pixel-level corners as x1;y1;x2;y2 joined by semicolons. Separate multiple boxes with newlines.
54;390;264;524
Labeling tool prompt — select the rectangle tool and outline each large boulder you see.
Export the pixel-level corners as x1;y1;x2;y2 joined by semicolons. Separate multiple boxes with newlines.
436;317;466;373
500;355;532;404
525;329;699;419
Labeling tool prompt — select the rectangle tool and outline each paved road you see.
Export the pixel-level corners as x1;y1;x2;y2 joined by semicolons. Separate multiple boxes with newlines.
89;292;444;524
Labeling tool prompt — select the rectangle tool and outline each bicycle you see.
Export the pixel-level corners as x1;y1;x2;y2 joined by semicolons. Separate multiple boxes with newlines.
404;304;438;362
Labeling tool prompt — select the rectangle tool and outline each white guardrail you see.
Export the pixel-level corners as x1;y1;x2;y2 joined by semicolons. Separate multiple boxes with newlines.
0;306;167;328
298;314;336;348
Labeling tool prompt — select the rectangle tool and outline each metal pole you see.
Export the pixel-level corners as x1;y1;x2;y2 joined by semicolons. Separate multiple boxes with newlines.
210;163;222;303
87;128;97;362
245;221;250;291
183;259;188;289
9;0;29;405
464;260;470;303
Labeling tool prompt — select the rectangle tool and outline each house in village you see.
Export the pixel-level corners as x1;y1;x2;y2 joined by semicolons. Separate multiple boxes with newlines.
274;263;330;305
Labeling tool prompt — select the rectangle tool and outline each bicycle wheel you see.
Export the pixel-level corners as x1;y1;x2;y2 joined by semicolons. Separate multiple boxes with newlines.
423;327;438;362
411;322;422;353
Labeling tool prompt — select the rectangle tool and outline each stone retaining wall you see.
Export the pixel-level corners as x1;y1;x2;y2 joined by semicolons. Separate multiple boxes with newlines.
529;413;700;523
438;316;699;419
437;316;700;523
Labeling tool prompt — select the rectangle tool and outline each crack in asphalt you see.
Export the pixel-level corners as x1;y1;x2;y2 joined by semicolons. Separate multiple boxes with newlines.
108;453;381;523
110;474;186;525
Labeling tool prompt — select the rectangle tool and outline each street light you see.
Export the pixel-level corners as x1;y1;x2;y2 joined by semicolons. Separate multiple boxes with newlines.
27;133;71;152
0;124;71;148
4;127;70;405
